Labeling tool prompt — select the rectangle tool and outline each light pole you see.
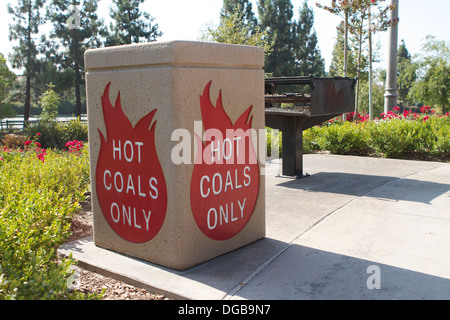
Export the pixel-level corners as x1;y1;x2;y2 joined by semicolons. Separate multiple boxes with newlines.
384;0;399;113
368;3;373;120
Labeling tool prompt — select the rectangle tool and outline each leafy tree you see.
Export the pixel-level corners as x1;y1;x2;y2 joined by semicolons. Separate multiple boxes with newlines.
258;0;296;76
8;0;46;124
221;0;258;29
35;60;74;95
328;21;363;79
320;0;390;76
316;0;355;77
0;54;17;120
39;83;60;122
349;0;390;116
358;69;386;116
0;54;16;107
200;11;271;53
46;0;106;117
292;1;325;77
106;0;162;46
317;0;392;118
409;36;449;114
397;39;416;108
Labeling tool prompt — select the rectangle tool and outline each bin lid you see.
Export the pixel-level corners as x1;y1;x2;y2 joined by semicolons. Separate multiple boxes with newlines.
85;40;264;72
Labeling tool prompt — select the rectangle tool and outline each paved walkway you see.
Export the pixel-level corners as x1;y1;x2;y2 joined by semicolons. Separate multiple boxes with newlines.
59;154;450;300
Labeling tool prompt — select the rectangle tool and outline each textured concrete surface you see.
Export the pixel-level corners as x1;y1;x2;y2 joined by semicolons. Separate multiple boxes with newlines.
59;154;450;300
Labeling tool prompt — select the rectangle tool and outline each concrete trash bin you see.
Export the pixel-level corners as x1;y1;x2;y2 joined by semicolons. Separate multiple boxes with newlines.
85;40;266;270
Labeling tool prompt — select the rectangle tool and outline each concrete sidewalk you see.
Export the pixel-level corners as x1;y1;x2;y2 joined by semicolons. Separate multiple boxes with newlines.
58;154;450;300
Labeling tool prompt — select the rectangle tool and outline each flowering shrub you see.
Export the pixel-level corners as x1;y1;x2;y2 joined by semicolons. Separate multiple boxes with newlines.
328;105;446;124
420;105;435;114
26;117;88;150
0;135;99;300
304;109;450;159
65;140;84;156
23;136;47;163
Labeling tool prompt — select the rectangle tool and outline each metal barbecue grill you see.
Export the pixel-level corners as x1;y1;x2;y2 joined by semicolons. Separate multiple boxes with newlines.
265;76;357;178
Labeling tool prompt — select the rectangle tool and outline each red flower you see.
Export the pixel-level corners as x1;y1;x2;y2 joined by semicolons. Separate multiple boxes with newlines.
25;140;32;146
420;106;431;114
37;153;45;162
35;142;41;148
37;133;41;136
65;140;84;154
423;115;430;122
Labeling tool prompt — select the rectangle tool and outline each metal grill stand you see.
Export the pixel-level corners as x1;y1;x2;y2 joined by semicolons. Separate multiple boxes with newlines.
265;76;357;178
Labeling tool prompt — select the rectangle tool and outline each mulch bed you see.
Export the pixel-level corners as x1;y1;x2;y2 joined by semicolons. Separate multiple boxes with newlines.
66;199;170;300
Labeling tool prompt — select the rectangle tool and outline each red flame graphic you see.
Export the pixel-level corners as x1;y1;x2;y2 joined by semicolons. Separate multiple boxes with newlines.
96;83;167;243
190;81;260;241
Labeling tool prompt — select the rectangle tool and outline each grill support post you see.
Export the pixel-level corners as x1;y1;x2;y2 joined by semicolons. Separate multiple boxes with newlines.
266;113;309;179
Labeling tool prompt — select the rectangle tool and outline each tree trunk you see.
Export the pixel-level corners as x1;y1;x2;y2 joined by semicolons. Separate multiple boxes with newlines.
343;10;348;122
344;11;348;77
75;65;81;118
24;4;32;127
127;7;133;43
24;75;31;126
355;21;364;123
71;28;82;118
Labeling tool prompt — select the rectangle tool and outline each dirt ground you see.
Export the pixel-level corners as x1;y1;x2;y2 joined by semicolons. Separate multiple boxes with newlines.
66;198;170;300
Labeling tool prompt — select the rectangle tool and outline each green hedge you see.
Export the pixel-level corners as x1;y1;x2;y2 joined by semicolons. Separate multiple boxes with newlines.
25;118;88;150
303;116;450;159
0;143;100;300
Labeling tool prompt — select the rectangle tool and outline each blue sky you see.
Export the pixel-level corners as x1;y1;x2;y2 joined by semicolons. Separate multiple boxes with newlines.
1;0;449;73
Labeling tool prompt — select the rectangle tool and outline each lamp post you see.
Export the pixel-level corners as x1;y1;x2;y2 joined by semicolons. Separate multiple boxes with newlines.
368;3;373;120
384;0;399;113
